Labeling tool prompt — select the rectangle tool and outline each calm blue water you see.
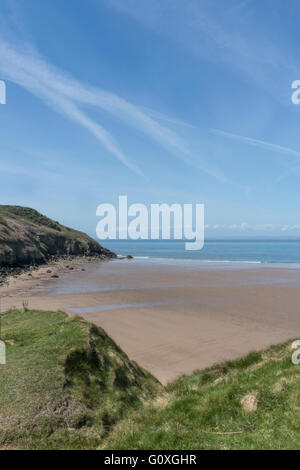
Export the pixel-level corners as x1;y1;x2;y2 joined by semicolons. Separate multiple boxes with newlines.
103;239;300;265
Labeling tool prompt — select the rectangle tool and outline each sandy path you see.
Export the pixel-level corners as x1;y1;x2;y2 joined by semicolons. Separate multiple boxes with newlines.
1;259;300;384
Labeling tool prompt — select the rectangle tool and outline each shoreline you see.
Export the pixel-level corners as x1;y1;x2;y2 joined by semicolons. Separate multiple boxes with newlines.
0;253;115;288
1;258;300;384
119;255;300;269
104;237;300;266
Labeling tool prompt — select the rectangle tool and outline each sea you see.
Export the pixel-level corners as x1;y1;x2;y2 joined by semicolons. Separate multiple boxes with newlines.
103;239;300;266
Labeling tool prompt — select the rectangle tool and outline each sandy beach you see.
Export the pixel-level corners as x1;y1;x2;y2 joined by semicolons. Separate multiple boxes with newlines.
1;258;300;384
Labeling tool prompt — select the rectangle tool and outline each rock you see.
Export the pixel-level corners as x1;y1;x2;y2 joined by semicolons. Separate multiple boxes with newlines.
0;205;117;269
47;270;52;273
51;274;59;278
126;255;133;259
241;393;258;412
81;268;86;271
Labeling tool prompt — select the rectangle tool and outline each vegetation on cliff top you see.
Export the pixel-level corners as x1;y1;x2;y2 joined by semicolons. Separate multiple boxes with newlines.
0;205;115;269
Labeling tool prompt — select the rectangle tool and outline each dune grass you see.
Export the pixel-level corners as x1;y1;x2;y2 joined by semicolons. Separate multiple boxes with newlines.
105;342;300;450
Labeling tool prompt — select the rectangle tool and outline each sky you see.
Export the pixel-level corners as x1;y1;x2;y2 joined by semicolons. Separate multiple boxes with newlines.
1;0;300;237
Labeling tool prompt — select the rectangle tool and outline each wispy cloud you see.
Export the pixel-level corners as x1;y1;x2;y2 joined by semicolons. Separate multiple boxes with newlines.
106;0;297;101
281;224;300;232
206;223;286;233
0;36;226;181
141;107;197;130
275;162;300;183
211;128;300;159
229;222;249;231
0;39;145;176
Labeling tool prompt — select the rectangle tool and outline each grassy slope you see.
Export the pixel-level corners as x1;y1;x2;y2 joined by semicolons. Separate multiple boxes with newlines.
1;308;299;450
105;344;300;450
0;205;115;270
0;205;90;241
0;206;66;231
0;205;90;236
0;309;159;450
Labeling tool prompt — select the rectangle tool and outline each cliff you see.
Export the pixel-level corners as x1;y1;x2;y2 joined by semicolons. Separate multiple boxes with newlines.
0;205;115;268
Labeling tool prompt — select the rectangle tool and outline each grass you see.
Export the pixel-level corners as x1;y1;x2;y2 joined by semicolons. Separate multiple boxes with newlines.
0;216;8;227
0;205;94;240
0;309;159;450
105;343;300;450
0;205;114;275
0;308;299;450
0;206;61;231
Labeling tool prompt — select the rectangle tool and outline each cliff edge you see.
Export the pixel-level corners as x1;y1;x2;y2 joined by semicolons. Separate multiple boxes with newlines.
0;205;115;268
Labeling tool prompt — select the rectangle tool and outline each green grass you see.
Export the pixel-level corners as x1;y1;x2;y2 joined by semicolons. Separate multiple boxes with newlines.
1;308;299;450
0;309;159;450
105;343;300;450
0;206;62;231
0;205;92;240
0;205;115;273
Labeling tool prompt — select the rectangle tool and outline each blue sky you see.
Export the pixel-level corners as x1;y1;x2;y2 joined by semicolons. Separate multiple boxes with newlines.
1;0;300;237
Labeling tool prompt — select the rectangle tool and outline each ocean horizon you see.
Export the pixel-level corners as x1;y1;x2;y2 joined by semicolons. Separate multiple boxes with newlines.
103;238;300;265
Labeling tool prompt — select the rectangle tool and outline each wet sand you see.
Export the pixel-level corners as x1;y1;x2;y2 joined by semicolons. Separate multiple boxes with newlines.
1;258;300;384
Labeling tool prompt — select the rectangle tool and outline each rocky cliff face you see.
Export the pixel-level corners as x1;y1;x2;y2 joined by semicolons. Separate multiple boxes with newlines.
0;205;116;268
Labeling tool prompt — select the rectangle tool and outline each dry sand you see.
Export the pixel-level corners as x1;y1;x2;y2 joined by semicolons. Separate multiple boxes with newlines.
1;258;300;384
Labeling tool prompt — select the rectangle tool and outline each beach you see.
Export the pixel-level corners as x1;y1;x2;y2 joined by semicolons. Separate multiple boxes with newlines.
1;258;300;384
